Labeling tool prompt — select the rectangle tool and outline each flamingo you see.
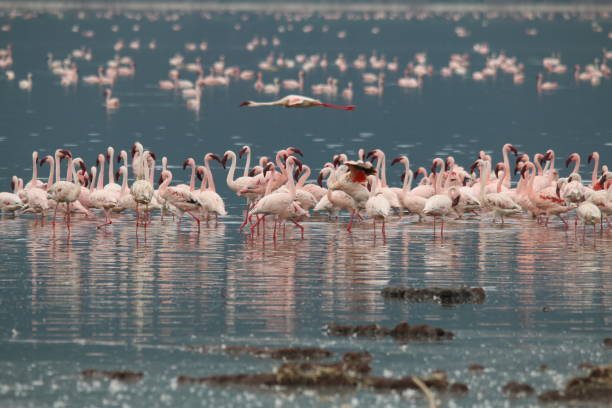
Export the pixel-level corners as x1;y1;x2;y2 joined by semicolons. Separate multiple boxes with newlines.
365;174;391;237
103;89;119;109
329;160;375;232
89;154;119;228
18;73;32;91
0;177;23;215
195;166;227;221
158;170;202;231
475;159;522;224
536;73;558;91
423;186;461;239
47;150;82;228
392;156;427;221
130;150;155;229
575;201;601;238
248;156;305;239
240;95;355;110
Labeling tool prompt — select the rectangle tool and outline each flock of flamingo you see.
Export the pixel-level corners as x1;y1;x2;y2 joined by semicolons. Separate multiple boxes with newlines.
1;8;612;113
0;140;610;241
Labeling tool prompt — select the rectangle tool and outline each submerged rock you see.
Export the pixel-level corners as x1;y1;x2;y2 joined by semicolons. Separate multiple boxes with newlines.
178;352;467;396
324;322;454;342
538;364;612;403
502;381;535;397
604;338;612;348
468;364;485;373
381;286;485;304
81;369;143;382
184;344;334;361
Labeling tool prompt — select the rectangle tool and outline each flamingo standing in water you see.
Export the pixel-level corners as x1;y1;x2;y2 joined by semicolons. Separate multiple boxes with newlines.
103;88;119;109
248;156;305;239
365;174;391;238
240;94;355;110
0;177;23;215
130;150;155;229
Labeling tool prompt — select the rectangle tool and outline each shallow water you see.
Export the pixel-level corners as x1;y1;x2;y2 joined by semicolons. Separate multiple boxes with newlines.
0;4;612;407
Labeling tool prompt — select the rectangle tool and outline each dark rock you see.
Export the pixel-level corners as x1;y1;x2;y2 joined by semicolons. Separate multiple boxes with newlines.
578;362;596;370
381;286;485;305
468;364;485;372
177;354;458;395
538;364;612;403
502;381;535;397
450;383;469;393
538;364;549;372
542;306;551;312
603;338;612;348
325;322;454;342
184;345;334;361
81;369;143;382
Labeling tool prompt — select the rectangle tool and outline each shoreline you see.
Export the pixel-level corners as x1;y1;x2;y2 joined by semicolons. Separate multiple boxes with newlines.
1;1;612;14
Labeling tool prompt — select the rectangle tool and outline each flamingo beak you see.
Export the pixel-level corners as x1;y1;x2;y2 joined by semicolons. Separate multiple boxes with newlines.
469;161;479;174
248;168;257;177
10;180;15;192
520;166;528;178
292;158;303;172
221;154;228;169
293;168;300;182
366;150;377;162
317;172;324;187
157;174;164;186
239;146;248;158
494;165;501;179
288;147;303;157
509;145;518;155
556;185;561;198
587;153;594;164
565;156;573;168
115;170;121;181
263;163;273;178
95;158;100;167
148;152;156;161
117;154;123;163
332;156;341;167
182;159;190;170
131;144;137;158
60;149;72;158
79;161;87;172
106;153;110;162
196;168;203;181
391;157;402;166
400;172;405;183
239;101;250;107
39;157;47;167
452;194;461;207
210;154;222;165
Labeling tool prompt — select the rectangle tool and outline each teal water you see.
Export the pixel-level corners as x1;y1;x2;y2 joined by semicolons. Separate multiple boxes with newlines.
0;6;611;407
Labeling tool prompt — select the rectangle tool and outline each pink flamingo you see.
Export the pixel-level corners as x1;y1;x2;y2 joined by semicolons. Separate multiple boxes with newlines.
240;94;355;110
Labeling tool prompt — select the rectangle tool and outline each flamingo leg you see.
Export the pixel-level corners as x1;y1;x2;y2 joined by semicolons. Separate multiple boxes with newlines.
347;211;356;232
433;217;436;238
187;211;201;232
558;214;568;228
66;202;71;233
440;217;445;239
97;209;113;229
249;214;262;236
382;219;386;238
291;219;304;239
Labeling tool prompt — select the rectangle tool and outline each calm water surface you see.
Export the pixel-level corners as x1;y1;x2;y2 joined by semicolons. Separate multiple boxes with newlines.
0;5;611;407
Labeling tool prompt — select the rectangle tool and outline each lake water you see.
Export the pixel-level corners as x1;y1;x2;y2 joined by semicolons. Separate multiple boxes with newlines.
0;3;611;407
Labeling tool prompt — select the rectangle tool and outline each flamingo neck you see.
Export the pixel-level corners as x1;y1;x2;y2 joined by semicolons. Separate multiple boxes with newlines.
97;159;105;190
188;162;196;191
226;152;237;189
591;155;599;186
121;169;129;193
31;153;38;184
108;149;115;184
54;152;62;183
572;156;580;175
242;149;251;178
297;166;311;188
502;147;511;188
205;158;216;192
46;159;55;190
496;170;505;193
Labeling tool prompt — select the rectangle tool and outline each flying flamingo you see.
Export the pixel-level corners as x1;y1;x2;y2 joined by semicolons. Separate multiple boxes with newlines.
239;95;355;110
